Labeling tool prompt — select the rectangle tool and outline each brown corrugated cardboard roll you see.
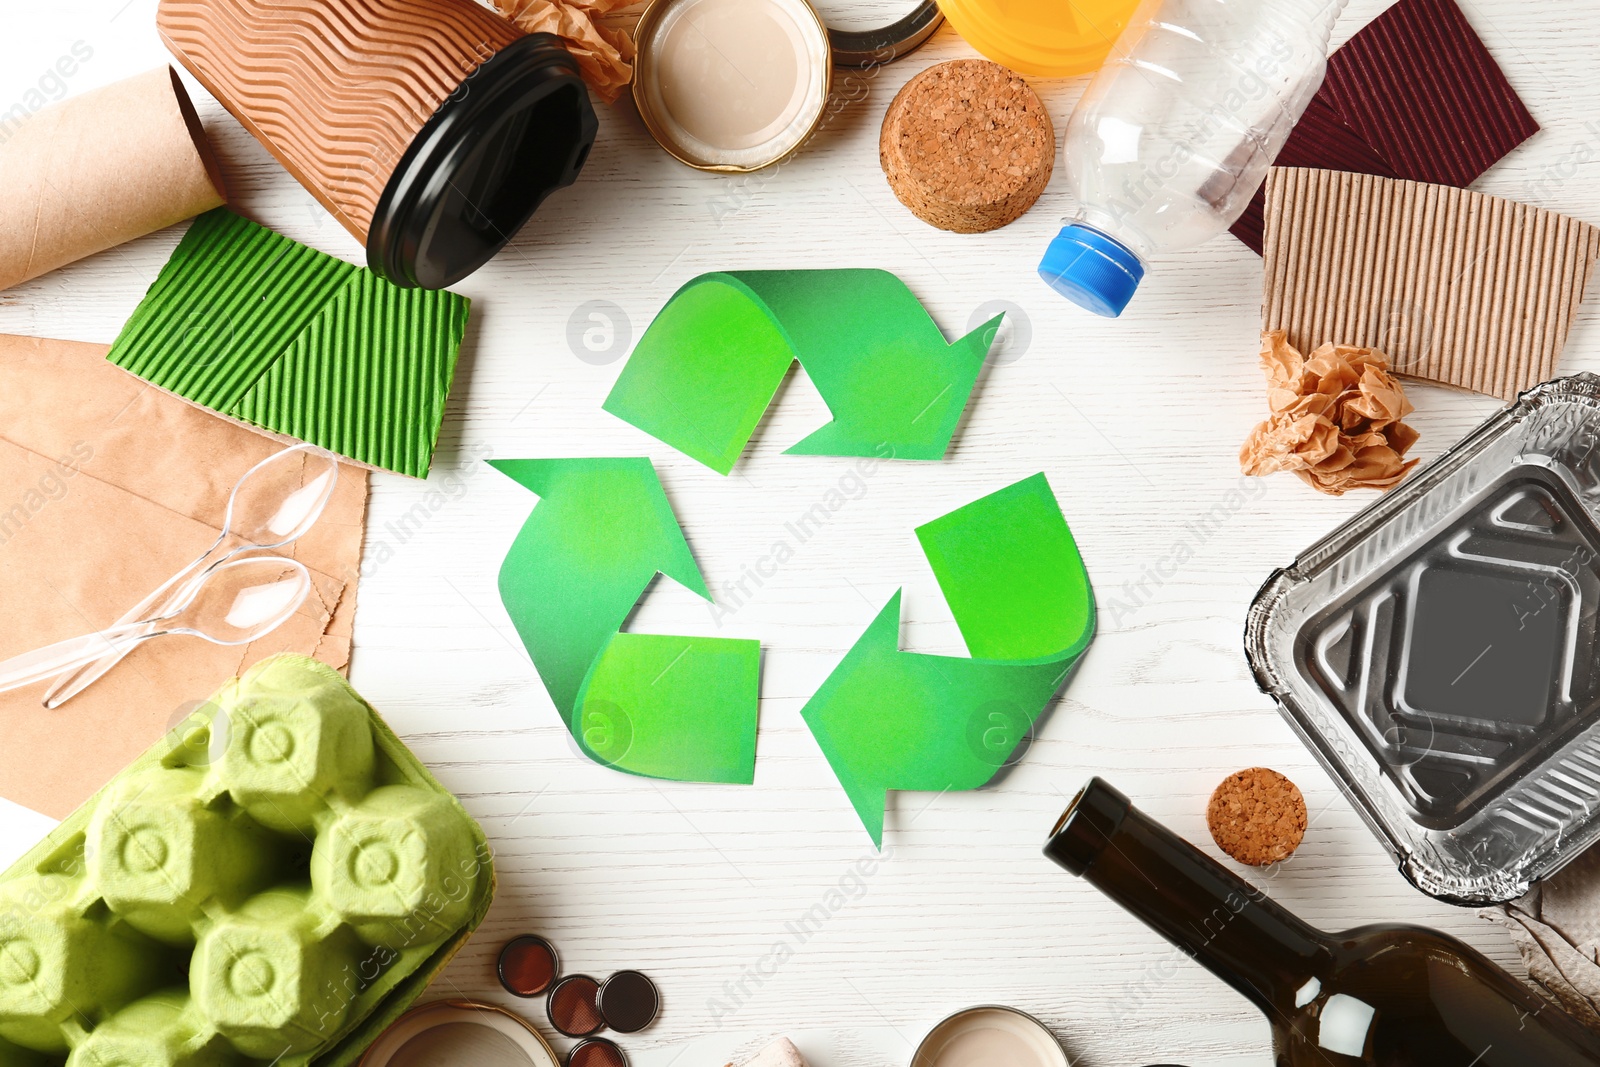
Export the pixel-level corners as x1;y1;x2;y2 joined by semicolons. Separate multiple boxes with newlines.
158;0;597;290
0;68;226;292
1262;167;1600;400
157;0;519;244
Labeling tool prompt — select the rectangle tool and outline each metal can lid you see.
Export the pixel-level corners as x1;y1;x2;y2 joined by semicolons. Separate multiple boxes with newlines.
632;0;831;172
567;1037;629;1067
826;1;943;67
548;974;606;1037
597;970;659;1033
358;999;561;1067
498;934;562;998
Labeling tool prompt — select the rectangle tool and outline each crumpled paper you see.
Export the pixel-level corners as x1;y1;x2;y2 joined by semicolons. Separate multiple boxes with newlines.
1487;844;1600;1035
1240;330;1420;495
494;0;636;103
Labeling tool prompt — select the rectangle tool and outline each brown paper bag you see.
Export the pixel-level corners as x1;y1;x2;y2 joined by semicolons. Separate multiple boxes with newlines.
0;334;367;817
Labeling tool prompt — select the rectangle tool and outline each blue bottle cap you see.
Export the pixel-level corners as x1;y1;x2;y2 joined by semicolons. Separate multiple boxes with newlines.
1037;223;1145;318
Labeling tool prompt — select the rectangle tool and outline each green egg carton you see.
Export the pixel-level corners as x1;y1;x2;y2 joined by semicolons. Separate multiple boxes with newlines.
0;655;495;1067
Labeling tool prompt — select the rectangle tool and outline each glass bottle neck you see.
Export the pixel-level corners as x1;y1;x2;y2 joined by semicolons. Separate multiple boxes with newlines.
1045;779;1335;1014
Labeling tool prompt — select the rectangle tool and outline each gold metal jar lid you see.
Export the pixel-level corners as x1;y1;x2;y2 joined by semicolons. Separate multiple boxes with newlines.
633;0;832;172
359;999;561;1067
911;1005;1069;1067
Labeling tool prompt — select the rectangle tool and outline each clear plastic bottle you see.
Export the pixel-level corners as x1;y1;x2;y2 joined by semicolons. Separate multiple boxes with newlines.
1038;0;1348;317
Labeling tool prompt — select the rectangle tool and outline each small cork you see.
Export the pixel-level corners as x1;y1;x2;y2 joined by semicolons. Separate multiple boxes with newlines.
879;59;1055;234
1207;767;1307;866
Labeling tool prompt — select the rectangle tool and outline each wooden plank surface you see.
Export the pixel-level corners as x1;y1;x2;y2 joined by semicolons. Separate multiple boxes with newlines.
2;2;1596;1063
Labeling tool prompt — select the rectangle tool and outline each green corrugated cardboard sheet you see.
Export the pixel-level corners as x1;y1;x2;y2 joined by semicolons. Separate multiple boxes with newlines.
105;209;470;479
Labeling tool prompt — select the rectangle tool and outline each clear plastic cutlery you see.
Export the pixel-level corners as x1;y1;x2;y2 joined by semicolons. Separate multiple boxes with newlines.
42;444;338;708
0;557;313;698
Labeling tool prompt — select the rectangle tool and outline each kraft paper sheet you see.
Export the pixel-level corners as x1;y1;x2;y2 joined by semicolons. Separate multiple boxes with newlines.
0;334;367;819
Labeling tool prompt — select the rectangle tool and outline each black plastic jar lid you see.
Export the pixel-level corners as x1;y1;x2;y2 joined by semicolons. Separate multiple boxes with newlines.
498;934;562;998
597;970;659;1033
567;1037;629;1067
548;974;606;1037
369;32;598;290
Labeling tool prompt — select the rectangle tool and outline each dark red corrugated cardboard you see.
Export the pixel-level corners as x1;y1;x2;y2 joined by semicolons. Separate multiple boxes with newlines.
1232;0;1538;254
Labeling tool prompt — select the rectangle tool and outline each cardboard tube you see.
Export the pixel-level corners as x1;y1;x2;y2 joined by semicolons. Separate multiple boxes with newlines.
0;67;226;291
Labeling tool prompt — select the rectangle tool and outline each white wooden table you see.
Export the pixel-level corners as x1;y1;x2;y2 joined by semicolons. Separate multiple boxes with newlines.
3;2;1596;1064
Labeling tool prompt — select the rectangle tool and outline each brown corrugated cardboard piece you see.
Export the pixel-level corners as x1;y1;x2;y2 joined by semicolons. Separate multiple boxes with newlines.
1262;168;1600;400
0;333;367;818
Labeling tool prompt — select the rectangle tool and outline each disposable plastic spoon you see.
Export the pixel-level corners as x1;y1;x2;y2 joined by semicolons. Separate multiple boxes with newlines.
42;444;338;708
0;557;313;698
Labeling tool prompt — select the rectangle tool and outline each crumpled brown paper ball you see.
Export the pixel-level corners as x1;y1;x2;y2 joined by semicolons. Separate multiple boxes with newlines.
1240;331;1420;495
495;0;636;103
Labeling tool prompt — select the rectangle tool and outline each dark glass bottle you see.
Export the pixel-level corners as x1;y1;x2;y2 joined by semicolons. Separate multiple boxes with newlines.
1044;778;1600;1065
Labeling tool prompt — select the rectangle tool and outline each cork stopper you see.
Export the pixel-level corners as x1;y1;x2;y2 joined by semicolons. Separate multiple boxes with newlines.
879;59;1054;234
1206;767;1307;866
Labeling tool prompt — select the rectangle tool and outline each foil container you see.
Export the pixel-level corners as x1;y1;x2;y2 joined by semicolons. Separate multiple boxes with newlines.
1248;375;1600;904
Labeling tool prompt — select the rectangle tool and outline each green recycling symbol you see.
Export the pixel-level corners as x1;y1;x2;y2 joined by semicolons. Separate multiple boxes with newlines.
495;271;1095;845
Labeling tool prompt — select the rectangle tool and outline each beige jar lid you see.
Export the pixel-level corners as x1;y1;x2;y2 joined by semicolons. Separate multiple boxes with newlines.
360;999;560;1067
633;0;832;172
911;1005;1069;1067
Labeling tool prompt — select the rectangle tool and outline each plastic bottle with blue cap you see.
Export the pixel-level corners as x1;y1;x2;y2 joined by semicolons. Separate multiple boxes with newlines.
1038;0;1348;317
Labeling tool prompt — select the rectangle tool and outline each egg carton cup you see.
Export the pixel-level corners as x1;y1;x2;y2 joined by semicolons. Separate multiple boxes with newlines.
0;655;495;1066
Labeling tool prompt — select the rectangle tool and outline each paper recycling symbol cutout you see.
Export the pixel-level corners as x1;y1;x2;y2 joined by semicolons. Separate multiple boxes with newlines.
494;270;1096;845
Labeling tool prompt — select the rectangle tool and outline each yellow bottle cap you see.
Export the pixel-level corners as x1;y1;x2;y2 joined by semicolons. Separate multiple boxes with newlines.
936;0;1140;77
